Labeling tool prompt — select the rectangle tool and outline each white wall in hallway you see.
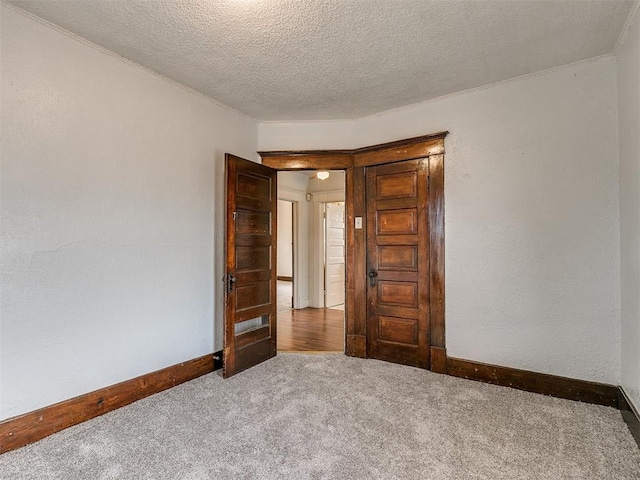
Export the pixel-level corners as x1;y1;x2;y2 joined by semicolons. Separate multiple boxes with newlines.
277;199;294;278
259;56;621;385
617;6;640;412
1;6;258;420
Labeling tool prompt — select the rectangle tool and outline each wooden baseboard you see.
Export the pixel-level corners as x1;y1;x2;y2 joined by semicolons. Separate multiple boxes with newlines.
345;334;366;358
2;350;632;454
619;387;640;449
0;354;214;454
430;346;447;374
446;356;619;408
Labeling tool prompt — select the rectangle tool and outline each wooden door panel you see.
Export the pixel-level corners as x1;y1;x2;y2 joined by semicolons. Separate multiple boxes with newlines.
231;271;271;286
376;171;418;199
376;209;418;235
375;304;418;320
235;235;272;247
233;338;275;373
234;262;271;289
378;281;418;307
378;245;418;271
237;172;271;200
375;271;419;283
235;325;271;349
236;246;271;270
378;316;419;345
374;342;421;367
235;280;271;311
366;158;430;369
235;211;271;235
224;154;277;378
374;236;423;246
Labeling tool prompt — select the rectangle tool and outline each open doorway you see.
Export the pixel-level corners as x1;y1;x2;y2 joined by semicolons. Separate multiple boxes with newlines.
277;170;345;352
225;133;446;376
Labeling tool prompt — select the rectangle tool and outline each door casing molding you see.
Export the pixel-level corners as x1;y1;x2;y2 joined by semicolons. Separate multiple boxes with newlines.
259;132;448;373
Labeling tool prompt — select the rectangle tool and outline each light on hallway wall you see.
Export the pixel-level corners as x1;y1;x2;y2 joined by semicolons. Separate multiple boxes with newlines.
317;171;330;180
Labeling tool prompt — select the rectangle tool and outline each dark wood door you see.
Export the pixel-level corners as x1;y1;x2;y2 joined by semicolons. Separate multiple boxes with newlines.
366;159;430;368
224;154;277;378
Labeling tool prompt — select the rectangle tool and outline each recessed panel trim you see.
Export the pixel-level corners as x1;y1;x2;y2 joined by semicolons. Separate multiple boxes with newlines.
377;209;417;235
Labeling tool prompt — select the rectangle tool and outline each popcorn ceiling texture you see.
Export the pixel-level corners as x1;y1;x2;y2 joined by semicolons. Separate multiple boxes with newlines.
7;0;636;120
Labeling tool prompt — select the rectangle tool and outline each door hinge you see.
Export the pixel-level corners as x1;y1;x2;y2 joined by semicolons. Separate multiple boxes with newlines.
232;211;237;220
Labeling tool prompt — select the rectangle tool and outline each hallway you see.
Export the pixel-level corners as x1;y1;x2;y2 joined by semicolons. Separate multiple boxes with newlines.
278;308;344;352
277;280;344;352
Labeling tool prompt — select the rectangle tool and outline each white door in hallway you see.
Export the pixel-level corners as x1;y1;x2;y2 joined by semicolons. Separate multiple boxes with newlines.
325;202;345;308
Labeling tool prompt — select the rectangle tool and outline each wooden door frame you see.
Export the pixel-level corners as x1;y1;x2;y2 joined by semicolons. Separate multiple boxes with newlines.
258;132;447;373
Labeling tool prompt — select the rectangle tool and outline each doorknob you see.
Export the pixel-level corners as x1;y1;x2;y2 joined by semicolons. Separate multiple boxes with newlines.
368;269;378;287
227;273;236;293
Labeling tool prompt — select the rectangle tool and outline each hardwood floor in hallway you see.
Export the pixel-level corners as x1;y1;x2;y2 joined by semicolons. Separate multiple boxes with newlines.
277;308;344;352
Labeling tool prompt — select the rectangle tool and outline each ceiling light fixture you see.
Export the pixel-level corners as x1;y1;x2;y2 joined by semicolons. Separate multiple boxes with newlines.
317;171;330;180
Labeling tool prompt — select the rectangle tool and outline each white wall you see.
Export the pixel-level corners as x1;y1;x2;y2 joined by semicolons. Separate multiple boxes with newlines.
259;57;621;384
617;6;640;412
1;6;258;420
260;120;355;151
277;200;293;278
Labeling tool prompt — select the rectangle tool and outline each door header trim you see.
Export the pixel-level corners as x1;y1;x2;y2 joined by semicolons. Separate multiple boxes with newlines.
259;132;448;170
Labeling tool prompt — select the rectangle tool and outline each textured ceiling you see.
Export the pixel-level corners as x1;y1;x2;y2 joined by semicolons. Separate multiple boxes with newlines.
8;0;637;120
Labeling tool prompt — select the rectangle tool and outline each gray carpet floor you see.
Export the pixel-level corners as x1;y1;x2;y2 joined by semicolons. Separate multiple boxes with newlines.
1;353;639;479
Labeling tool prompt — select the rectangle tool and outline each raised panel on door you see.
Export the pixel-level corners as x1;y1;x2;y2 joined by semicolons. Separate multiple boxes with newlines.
376;209;418;235
366;159;430;368
378;281;418;308
377;245;418;271
224;154;278;378
379;316;419;345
